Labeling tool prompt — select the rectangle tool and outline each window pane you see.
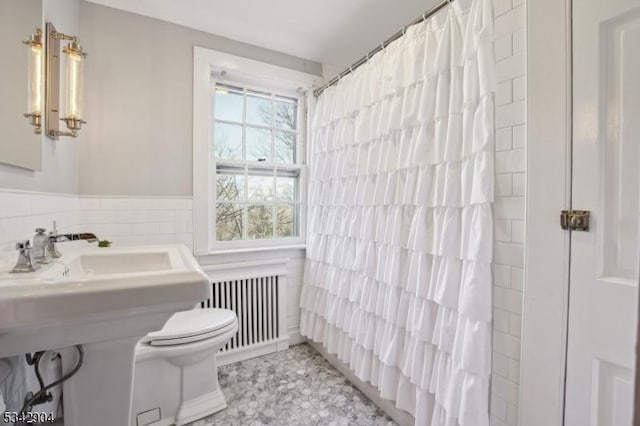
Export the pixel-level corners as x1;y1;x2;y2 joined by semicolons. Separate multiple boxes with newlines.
247;173;274;201
214;89;243;122
246;127;272;162
216;173;244;201
276;176;296;201
274;98;296;130
276;204;296;238
247;204;273;240
246;93;271;126
214;123;242;160
274;131;296;164
216;203;243;241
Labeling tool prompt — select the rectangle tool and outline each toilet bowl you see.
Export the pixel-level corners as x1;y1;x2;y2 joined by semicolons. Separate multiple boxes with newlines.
131;308;237;426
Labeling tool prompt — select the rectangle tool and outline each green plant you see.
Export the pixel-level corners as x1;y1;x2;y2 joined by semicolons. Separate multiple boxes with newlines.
97;240;112;248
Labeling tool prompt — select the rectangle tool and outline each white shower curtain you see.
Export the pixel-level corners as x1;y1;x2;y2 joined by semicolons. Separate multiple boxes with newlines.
300;0;494;424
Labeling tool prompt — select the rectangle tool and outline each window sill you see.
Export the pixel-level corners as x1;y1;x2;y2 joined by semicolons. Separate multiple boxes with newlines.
197;243;306;256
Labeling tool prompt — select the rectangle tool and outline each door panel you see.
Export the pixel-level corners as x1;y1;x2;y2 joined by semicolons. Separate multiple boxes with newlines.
565;0;640;425
600;9;640;281
591;360;633;426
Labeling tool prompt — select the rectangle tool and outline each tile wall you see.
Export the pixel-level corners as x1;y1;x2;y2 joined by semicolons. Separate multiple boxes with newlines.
491;0;527;424
0;190;304;343
79;196;193;249
0;190;81;265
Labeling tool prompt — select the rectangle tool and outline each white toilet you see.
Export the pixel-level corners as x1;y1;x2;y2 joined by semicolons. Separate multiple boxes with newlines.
131;308;238;426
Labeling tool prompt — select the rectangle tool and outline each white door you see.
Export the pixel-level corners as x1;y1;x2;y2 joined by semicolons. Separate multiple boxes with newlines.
564;0;640;425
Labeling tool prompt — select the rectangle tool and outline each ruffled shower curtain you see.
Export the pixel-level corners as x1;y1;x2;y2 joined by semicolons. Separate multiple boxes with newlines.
299;0;494;424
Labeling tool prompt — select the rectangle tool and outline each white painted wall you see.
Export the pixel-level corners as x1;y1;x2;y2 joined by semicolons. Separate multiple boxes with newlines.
0;0;80;194
77;2;322;197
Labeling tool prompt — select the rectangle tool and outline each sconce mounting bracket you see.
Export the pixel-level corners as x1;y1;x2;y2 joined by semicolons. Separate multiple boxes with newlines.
45;22;61;140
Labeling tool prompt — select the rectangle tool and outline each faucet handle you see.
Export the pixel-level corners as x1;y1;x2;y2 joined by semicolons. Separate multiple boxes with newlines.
10;241;36;273
16;240;31;251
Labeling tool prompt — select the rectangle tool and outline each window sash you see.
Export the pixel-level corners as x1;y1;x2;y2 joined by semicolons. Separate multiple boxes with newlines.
215;202;300;241
213;85;300;165
211;82;304;247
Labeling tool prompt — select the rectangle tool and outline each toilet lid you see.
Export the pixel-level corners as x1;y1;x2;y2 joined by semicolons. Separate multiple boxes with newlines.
143;308;237;346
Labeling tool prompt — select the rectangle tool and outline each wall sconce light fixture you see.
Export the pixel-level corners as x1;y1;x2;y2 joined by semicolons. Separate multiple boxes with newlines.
45;22;87;139
23;28;43;134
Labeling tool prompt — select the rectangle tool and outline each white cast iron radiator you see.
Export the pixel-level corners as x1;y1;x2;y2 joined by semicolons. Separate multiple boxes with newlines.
200;259;289;365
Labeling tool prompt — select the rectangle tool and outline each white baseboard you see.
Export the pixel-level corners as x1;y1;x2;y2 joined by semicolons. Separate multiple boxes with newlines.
308;341;415;426
217;336;290;366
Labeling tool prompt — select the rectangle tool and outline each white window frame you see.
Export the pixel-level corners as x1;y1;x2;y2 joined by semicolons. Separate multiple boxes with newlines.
193;47;319;254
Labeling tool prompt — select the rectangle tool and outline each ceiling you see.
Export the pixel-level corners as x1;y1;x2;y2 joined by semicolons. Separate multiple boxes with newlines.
84;0;437;69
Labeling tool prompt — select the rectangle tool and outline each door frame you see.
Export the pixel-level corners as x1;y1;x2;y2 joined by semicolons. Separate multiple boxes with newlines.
519;0;573;425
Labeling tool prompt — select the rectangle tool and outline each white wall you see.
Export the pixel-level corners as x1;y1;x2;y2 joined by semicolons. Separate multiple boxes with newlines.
490;0;527;425
0;190;81;264
0;0;80;194
78;2;322;197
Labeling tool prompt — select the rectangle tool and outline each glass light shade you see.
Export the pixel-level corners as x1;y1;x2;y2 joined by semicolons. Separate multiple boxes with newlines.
64;47;84;120
27;40;43;116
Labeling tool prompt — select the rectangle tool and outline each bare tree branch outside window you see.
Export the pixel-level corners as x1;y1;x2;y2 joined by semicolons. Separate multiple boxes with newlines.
214;87;298;242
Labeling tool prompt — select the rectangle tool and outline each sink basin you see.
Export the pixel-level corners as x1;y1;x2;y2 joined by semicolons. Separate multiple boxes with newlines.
0;245;208;351
68;251;173;276
0;244;209;426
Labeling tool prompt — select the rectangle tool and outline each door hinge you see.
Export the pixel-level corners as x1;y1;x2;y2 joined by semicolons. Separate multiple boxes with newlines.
560;210;590;231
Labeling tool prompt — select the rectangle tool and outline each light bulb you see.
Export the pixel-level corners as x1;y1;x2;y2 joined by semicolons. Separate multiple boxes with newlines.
65;48;84;120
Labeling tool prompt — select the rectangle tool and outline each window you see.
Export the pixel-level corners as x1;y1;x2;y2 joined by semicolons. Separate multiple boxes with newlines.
193;47;318;253
213;84;301;242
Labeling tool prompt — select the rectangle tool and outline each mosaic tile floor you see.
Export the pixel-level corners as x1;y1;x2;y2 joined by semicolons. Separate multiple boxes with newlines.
188;343;397;426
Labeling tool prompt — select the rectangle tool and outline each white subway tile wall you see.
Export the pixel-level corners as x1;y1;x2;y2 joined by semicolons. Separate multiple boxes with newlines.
0;191;306;347
0;190;81;265
492;0;526;424
80;197;194;249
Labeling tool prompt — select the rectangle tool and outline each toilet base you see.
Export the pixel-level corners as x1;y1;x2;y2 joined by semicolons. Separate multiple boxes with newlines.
175;389;227;425
141;389;227;426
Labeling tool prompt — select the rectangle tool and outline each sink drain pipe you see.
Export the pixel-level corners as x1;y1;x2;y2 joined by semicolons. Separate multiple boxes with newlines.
18;345;84;425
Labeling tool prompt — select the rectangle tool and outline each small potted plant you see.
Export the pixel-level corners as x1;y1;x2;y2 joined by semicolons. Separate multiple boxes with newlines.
97;239;112;248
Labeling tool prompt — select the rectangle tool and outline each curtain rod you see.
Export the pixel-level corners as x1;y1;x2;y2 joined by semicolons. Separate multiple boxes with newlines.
313;0;453;97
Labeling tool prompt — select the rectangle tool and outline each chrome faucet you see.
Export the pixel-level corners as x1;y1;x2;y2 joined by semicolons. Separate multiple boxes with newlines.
46;235;62;259
10;241;37;273
52;233;99;243
46;232;99;259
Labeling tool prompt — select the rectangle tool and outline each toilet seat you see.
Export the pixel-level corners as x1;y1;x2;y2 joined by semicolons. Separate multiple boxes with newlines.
142;308;237;347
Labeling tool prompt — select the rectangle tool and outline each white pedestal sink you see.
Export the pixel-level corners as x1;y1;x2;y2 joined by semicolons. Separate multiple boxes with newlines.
0;245;209;426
